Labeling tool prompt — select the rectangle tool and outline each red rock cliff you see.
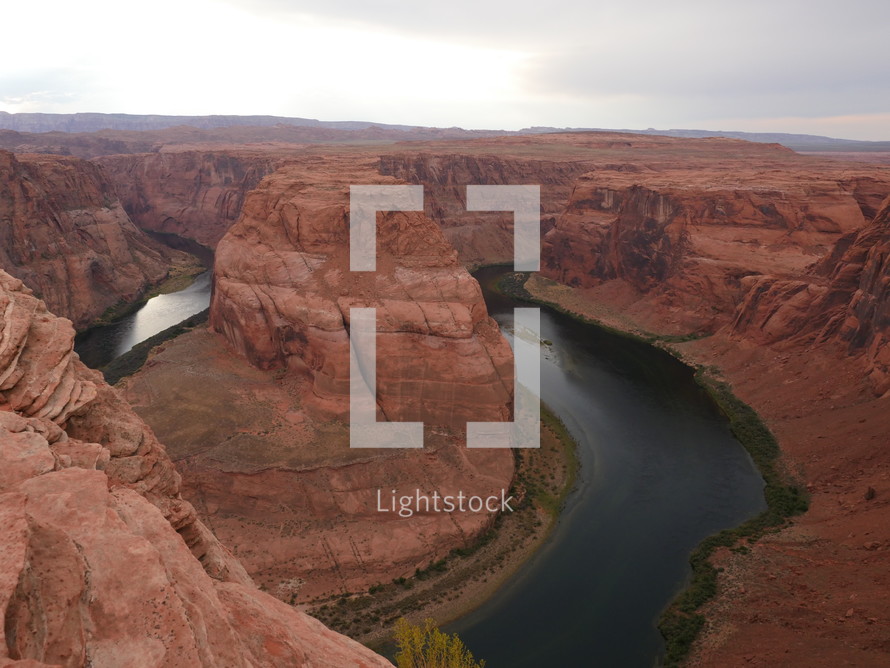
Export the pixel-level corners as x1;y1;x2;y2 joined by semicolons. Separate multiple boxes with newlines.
98;151;285;248
0;268;392;667
541;159;890;333
172;156;517;598
211;157;513;427
732;196;890;394
378;152;590;266
0;151;175;329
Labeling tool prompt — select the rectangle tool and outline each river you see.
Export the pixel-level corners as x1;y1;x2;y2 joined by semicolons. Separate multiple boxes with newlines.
447;266;766;667
74;260;765;667
74;234;214;369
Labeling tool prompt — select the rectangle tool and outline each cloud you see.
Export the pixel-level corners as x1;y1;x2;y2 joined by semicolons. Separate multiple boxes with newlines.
517;2;890;109
0;70;97;113
1;0;888;138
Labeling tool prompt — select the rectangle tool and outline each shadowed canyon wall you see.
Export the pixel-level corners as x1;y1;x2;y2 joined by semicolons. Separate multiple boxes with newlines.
378;152;591;266
98;151;285;248
0;151;175;329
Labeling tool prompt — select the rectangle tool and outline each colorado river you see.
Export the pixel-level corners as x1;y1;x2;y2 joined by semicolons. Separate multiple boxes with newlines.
73;258;766;667
449;266;766;667
74;235;213;369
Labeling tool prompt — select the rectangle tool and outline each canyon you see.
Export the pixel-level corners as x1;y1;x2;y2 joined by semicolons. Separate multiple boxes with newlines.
102;134;890;665
96;151;287;248
2;125;890;665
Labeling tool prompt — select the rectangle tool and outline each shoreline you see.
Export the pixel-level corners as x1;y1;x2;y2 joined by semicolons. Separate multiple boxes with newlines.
101;308;210;384
309;406;580;652
101;260;792;665
78;237;209;334
496;271;809;666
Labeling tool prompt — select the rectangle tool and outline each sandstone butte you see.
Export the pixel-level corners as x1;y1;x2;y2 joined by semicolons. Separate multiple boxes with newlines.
0;150;184;330
124;154;517;601
0;268;393;667
4;129;890;665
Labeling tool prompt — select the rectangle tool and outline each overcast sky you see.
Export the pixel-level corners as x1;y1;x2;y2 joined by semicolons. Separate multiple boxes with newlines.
2;0;888;139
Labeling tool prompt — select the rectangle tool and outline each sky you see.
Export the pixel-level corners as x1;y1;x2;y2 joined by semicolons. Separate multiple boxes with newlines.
2;0;889;140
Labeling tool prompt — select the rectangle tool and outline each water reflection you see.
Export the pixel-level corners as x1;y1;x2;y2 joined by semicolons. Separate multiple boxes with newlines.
74;271;212;369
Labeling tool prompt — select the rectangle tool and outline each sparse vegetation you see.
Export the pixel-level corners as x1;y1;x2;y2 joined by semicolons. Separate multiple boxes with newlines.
306;405;579;649
495;271;710;346
658;373;810;666
393;618;485;668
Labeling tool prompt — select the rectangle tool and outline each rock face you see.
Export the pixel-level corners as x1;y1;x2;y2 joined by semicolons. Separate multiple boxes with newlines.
838;198;890;393
210;158;513;427
541;157;890;333
378;153;590;266
732;196;890;394
121;323;516;602
98;151;284;248
0;151;175;329
0;269;392;667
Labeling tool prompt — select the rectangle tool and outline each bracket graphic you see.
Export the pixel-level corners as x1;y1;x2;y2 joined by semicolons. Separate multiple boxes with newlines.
348;185;541;448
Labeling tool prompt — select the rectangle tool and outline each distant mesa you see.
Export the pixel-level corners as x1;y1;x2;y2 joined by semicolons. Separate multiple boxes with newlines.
1;111;889;153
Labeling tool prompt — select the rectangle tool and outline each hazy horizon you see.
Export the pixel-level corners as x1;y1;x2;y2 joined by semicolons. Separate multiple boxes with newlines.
3;0;888;141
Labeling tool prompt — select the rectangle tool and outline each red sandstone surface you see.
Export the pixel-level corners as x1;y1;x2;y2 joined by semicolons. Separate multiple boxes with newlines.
124;153;516;600
210;156;513;425
0;270;392;667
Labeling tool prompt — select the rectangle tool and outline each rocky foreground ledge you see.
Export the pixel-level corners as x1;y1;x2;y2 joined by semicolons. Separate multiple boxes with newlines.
0;269;391;667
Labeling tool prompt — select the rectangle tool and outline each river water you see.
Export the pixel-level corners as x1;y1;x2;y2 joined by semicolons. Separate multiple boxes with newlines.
448;266;766;667
73;236;213;369
73;258;765;667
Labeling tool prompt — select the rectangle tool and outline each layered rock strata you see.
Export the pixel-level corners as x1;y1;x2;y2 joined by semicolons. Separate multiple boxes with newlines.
120;156;517;598
0;269;391;667
732;196;890;394
378;153;591;266
98;151;285;248
0;151;175;329
210;159;513;427
541;159;890;334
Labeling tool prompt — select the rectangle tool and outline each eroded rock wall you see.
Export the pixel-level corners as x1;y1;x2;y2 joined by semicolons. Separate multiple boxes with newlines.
210;159;513;427
378;152;590;266
0;151;174;329
0;269;392;668
97;151;285;248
